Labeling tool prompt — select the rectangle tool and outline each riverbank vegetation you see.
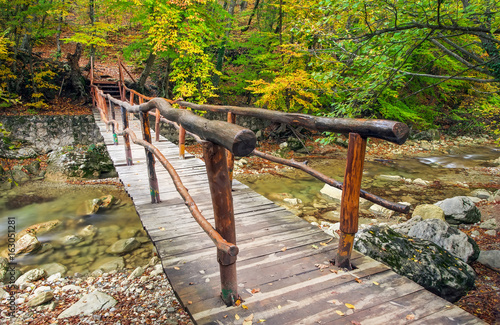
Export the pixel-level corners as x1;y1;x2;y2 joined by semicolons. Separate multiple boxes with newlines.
0;0;499;136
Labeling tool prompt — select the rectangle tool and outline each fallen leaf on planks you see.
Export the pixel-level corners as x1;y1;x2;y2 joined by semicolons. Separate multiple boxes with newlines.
373;281;379;285
320;242;328;246
335;310;345;316
281;247;287;252
311;244;319;249
235;314;240;320
315;263;329;270
242;304;249;310
173;267;180;270
345;303;356;309
243;313;254;325
355;278;362;283
406;314;415;320
251;288;261;294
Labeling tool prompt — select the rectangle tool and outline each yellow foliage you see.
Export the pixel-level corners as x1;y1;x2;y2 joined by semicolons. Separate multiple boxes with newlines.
246;70;330;113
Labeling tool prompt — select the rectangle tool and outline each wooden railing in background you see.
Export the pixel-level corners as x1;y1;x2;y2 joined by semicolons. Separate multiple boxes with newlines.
91;72;410;305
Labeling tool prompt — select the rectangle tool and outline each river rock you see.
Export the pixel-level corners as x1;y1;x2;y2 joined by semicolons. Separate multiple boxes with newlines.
479;218;497;230
283;198;302;206
477;250;500;272
14;233;42;255
106;238;141;254
375;175;403;182
40;262;67;277
435;196;481;225
91;256;125;272
321;210;340;222
58;290;117;318
78;224;98;238
17;220;61;239
27;291;54;307
489;189;500;202
127;266;145;280
61;235;83;246
468;189;491;200
369;204;395;218
320;184;342;201
0;287;8;299
485;230;496;236
411;204;445;221
354;225;475;302
407;218;479;263
391;216;423;235
413;178;430;186
15;268;46;286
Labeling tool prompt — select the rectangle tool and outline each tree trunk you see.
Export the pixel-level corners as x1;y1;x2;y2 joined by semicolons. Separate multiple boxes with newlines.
214;0;237;87
66;43;86;97
138;52;156;91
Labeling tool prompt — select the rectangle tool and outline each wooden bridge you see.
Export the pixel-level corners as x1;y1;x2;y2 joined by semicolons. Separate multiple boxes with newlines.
90;76;485;324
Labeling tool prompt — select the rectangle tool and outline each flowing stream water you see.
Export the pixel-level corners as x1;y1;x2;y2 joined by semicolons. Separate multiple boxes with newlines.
0;145;498;277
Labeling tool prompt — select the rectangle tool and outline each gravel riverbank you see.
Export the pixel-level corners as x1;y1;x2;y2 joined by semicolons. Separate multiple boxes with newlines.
0;259;194;325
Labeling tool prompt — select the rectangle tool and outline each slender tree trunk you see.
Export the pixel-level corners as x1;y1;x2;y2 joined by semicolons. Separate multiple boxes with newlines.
214;0;237;87
138;51;156;90
56;0;64;57
241;0;260;32
89;0;96;65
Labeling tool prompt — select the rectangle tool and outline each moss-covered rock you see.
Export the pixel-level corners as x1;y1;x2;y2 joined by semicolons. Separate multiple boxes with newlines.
354;225;475;302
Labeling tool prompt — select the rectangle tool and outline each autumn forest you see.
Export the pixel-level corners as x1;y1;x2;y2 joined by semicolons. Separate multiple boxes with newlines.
0;0;499;136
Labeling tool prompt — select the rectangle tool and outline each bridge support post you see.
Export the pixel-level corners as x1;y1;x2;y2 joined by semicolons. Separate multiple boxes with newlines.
178;104;186;159
203;142;238;306
335;133;367;269
109;100;118;145
140;112;160;203
121;106;133;166
226;112;236;186
155;109;161;142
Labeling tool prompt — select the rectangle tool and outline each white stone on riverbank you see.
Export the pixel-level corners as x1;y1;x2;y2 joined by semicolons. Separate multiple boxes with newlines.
58;290;117;318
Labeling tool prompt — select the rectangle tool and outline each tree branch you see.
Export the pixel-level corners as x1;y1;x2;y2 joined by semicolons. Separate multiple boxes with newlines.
429;38;492;76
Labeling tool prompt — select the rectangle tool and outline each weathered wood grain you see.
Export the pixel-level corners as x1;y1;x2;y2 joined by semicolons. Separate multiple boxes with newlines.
93;109;485;325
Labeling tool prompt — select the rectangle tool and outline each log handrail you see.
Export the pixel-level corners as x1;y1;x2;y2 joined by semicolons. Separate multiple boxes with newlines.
175;101;409;145
103;94;256;156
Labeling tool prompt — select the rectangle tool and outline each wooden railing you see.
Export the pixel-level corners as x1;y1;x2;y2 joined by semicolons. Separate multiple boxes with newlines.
90;77;410;307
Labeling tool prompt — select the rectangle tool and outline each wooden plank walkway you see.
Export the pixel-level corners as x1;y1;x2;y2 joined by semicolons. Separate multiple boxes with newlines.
93;109;485;325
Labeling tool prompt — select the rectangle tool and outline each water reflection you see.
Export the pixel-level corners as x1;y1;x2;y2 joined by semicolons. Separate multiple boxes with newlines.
0;183;153;276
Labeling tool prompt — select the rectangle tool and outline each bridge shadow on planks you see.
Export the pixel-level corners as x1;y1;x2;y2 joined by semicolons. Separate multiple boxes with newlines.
93;109;485;325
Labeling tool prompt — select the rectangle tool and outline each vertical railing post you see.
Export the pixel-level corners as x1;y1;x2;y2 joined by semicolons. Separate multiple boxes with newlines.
226;112;236;185
101;94;109;132
202;142;238;306
155;108;161;142
129;92;135;120
109;99;118;145
335;133;367;269
178;103;186;159
118;60;124;101
140;111;160;203
121;105;133;166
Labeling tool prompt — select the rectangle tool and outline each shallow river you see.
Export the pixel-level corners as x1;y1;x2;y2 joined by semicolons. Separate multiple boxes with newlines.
0;145;498;276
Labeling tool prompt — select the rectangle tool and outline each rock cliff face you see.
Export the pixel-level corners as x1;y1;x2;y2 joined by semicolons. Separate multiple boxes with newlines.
0;115;102;159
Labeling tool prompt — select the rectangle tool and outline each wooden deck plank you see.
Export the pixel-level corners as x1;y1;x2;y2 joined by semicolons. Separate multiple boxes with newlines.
93;109;485;325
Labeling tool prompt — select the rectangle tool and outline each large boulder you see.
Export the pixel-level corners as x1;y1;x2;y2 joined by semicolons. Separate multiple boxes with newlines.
354;225;475;302
407;218;479;263
477;250;500;272
434;196;481;225
411;204;445;221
